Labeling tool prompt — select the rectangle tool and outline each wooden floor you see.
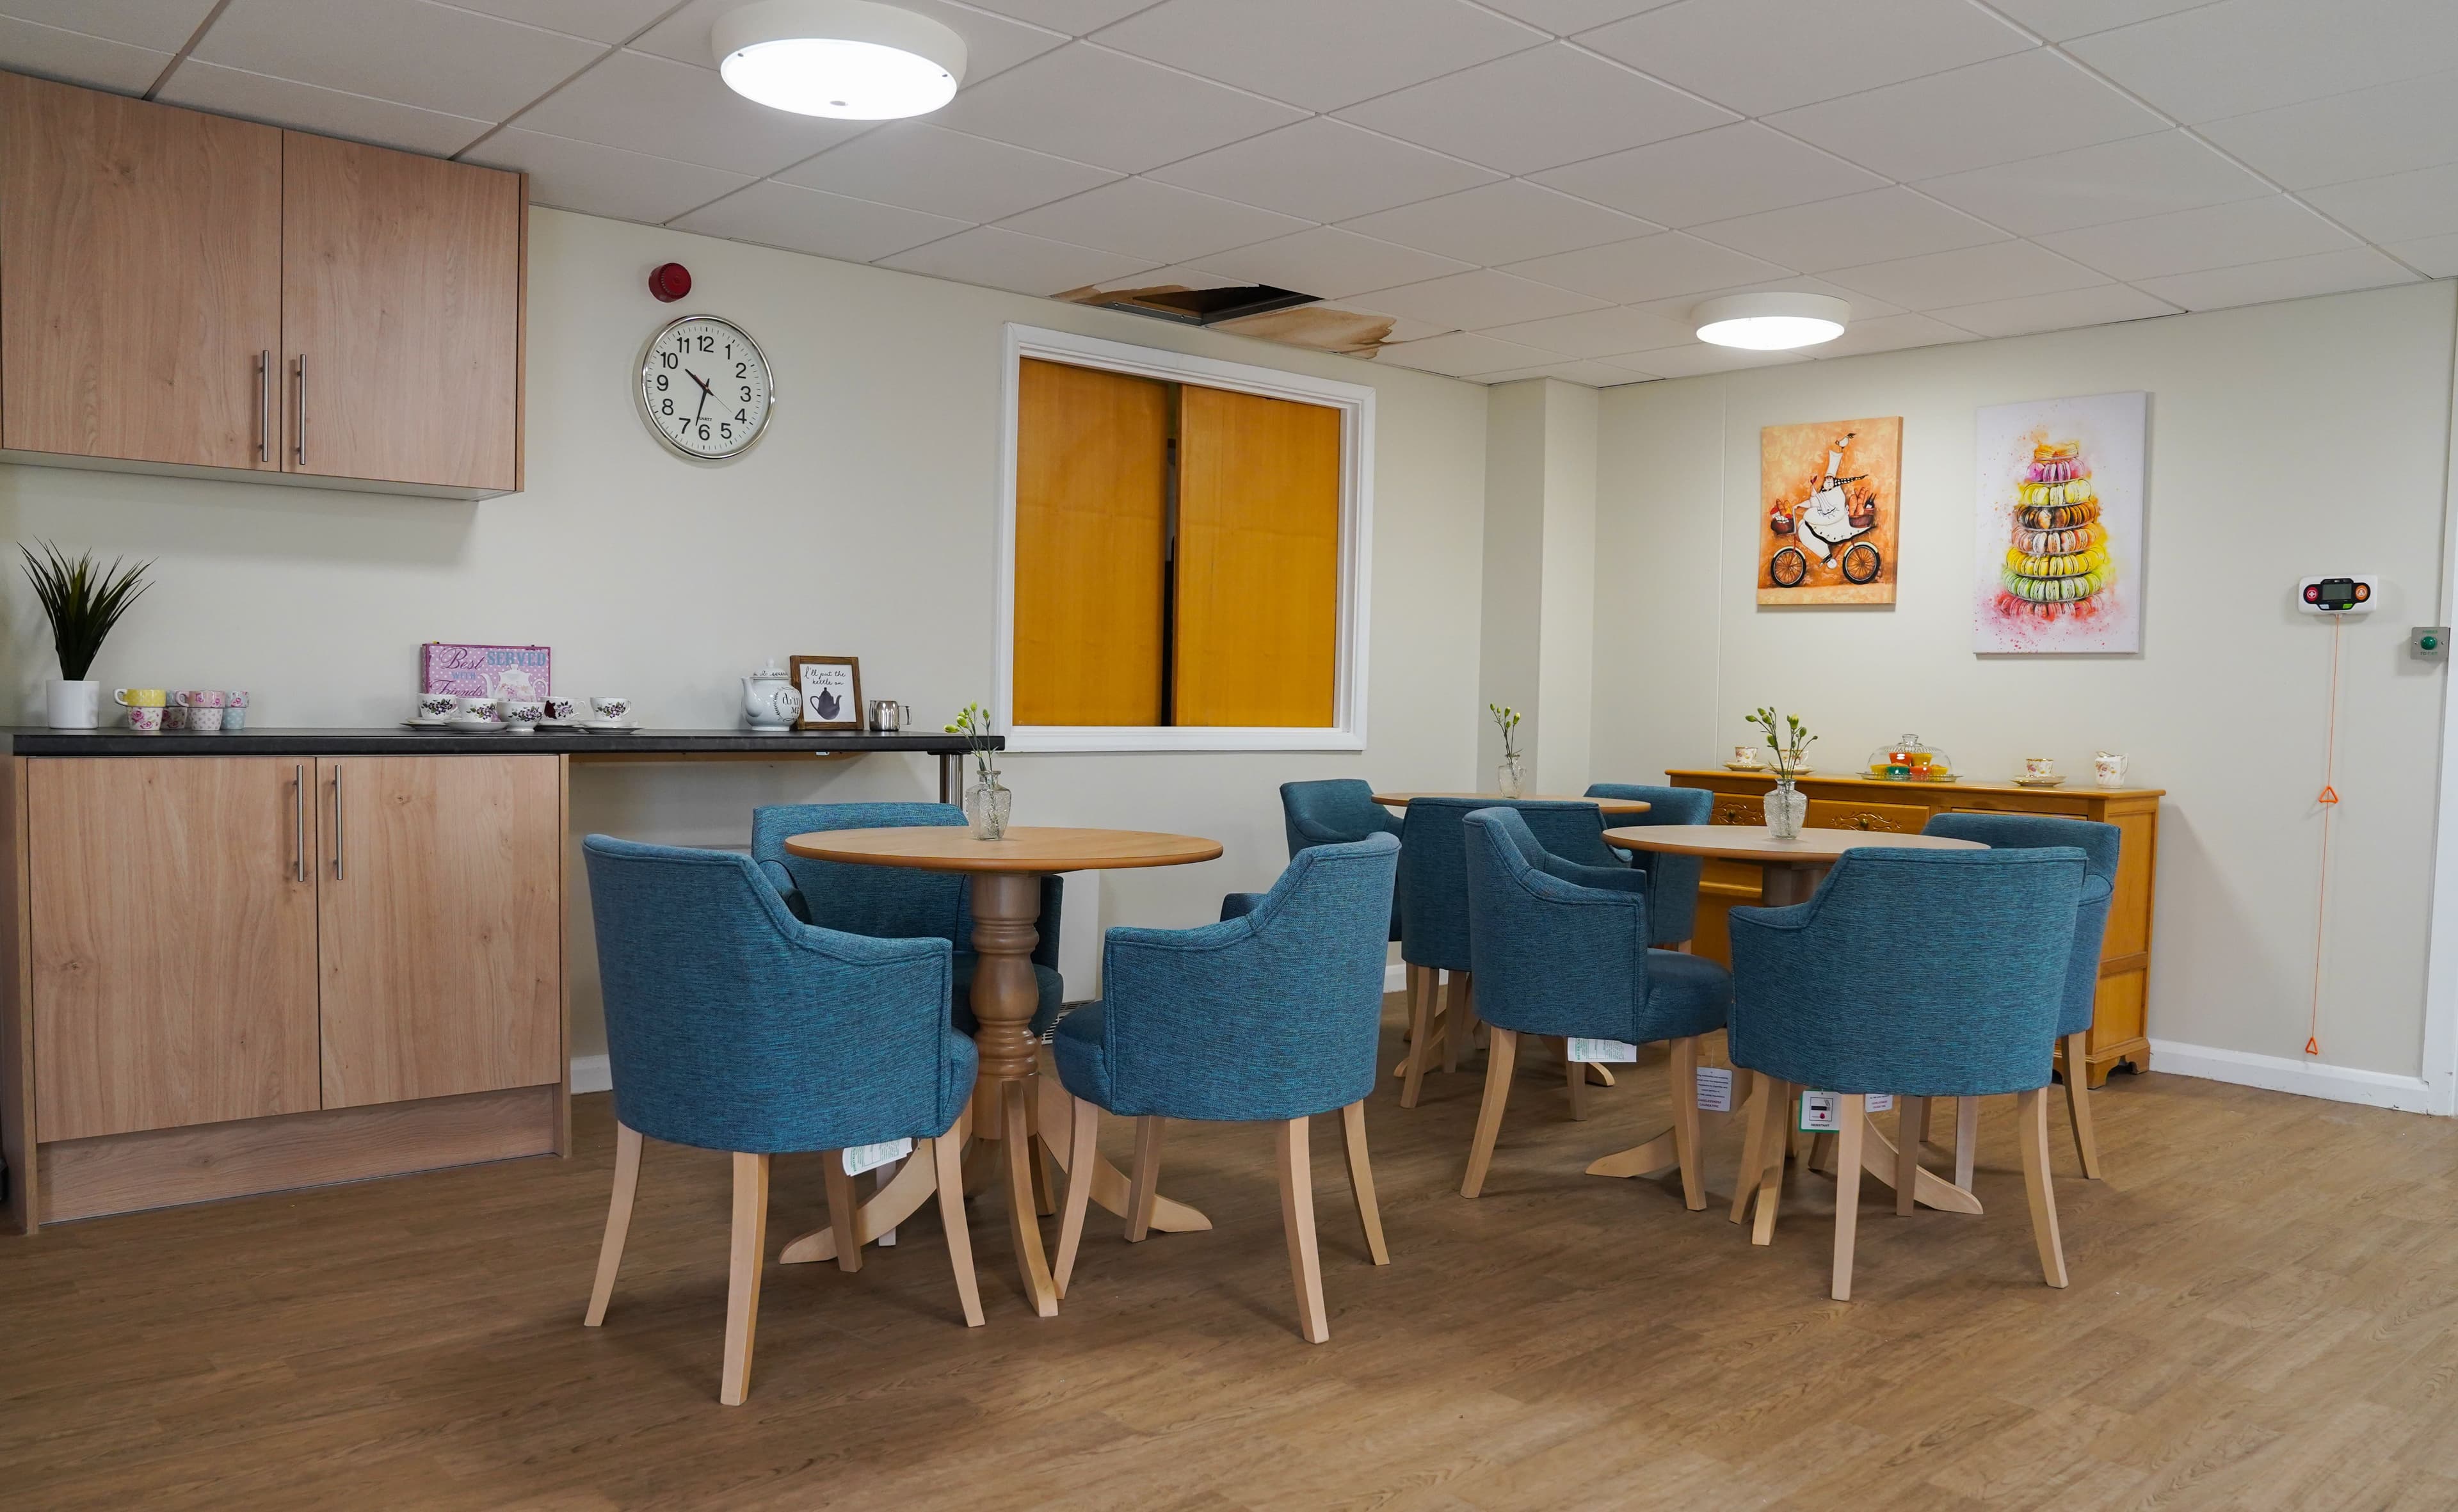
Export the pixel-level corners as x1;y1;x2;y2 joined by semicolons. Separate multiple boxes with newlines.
8;995;2458;1511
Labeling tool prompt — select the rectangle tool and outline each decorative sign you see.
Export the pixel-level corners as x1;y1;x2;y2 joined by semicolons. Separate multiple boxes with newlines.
790;654;863;731
1759;417;1902;606
421;642;550;698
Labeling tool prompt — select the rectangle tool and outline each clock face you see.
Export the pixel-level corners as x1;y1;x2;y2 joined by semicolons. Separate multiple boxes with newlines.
639;315;773;460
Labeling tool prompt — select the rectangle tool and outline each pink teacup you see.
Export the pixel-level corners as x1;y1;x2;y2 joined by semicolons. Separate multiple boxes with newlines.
126;704;163;733
179;689;226;732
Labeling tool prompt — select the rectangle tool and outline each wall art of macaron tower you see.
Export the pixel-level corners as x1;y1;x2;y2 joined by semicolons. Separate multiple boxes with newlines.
1997;439;2108;615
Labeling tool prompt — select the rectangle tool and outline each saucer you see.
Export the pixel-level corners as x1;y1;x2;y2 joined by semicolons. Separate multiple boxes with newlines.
2011;774;2065;788
1723;760;1767;772
579;718;640;732
401;718;457;730
449;717;505;732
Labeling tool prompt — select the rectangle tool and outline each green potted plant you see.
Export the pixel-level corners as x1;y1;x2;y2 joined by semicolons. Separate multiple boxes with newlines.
1489;702;1525;798
1745;706;1815;839
946;701;1008;840
20;543;151;731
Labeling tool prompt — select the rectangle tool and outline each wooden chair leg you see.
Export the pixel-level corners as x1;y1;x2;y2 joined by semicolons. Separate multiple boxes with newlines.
1276;1116;1330;1344
1564;1040;1587;1122
1054;1095;1100;1297
1442;973;1469;1075
821;1150;862;1274
1831;1095;1865;1301
1895;1097;1927;1218
1399;966;1437;1108
1751;1081;1791;1246
584;1121;643;1327
1669;1036;1704;1211
1730;1070;1771;1225
1339;1100;1390;1264
1954;1096;1980;1190
1125;1115;1165;1242
719;1152;769;1407
2064;1031;2105;1179
1460;1026;1520;1198
930;1133;985;1327
2017;1087;2069;1288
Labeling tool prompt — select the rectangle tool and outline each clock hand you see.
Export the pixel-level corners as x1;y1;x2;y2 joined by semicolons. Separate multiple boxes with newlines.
686;369;714;399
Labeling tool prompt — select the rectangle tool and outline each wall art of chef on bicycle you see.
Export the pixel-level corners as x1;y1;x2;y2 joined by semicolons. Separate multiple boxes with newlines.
1756;415;1902;606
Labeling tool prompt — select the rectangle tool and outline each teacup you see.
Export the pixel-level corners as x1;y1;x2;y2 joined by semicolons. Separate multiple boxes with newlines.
125;704;163;733
590;696;631;722
496;696;545;730
2024;755;2058;780
540;695;578;723
1732;744;1762;768
163;701;188;730
456;695;501;723
2094;751;2129;787
180;691;226;732
114;688;166;709
221;694;249;732
415;693;459;723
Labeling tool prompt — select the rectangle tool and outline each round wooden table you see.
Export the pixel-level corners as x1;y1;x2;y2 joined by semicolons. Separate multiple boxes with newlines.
1593;823;1990;1222
777;826;1223;1317
1374;791;1651;814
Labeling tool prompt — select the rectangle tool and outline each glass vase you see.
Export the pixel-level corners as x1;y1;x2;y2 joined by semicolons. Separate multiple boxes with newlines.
1763;778;1806;840
966;781;1012;841
1497;754;1526;799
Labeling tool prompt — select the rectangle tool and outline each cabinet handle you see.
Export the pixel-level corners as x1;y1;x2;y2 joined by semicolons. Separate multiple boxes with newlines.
294;353;309;467
294;762;307;881
332;762;344;881
257;350;272;463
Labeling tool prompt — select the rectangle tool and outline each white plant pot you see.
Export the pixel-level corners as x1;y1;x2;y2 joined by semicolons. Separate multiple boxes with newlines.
46;679;100;730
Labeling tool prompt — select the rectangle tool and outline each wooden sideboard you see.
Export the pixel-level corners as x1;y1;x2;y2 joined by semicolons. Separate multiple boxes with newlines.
1666;769;2163;1088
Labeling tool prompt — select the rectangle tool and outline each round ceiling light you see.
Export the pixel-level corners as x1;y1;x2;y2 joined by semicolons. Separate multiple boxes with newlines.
1692;292;1852;351
713;0;967;120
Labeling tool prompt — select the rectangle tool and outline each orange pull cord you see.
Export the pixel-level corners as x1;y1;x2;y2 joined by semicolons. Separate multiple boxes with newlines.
2307;614;2343;1058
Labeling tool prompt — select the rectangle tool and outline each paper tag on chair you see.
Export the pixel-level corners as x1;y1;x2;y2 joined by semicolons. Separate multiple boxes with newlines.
1695;1066;1733;1113
1865;1093;1894;1113
1567;1037;1639;1063
840;1138;912;1177
1798;1091;1840;1132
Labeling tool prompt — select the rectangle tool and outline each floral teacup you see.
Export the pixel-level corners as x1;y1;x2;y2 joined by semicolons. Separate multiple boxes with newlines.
126;704;163;733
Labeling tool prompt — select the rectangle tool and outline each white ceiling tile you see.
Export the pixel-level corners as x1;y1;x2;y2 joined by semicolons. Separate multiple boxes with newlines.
876;224;1154;294
1505;231;1790;303
1913;131;2272;236
2302;163;2458;245
1822;239;2109;310
0;0;215;51
1356;269;1606;329
1768;50;2167;182
777;123;1116;222
632;0;1066;81
1374;331;1555;378
1468;359;1657;387
1093;0;1542;113
513;49;867;177
670;180;971;262
1339;181;1656;266
2037;195;2356;280
439;0;677;44
157;61;489;156
0;15;167;93
929;42;1305;173
2386;232;2458;277
1474;0;1682;31
1984;0;2211;42
1201;227;1474;300
959;0;1157;33
1927;283;2179;337
1150;117;1498;223
1605;342;1806;378
192;0;603;120
1531;123;1884;229
997;177;1310;262
1689;187;2004;273
2130;246;2419;310
462;128;751;222
2199;69;2458;189
1580;0;2032;116
1478;305;1693;357
1804;312;1979;358
1333;42;1733;175
2068;0;2458;125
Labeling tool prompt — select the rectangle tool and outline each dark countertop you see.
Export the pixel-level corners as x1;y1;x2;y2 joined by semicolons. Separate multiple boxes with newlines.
0;727;997;757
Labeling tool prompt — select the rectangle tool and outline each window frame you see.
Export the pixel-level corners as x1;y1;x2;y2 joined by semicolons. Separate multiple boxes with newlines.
995;323;1375;753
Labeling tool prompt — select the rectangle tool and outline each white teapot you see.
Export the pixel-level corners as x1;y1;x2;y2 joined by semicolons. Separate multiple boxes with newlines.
742;661;796;730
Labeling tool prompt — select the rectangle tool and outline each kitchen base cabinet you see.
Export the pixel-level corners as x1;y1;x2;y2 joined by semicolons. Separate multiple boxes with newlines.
0;752;566;1232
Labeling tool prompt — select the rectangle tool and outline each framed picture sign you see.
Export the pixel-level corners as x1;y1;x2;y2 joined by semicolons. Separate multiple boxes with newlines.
789;654;862;730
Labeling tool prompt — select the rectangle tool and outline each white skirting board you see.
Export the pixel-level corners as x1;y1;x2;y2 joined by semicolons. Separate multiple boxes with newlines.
2146;1038;2434;1113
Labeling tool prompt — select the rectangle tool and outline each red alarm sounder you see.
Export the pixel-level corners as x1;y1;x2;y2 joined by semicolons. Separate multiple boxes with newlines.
647;262;692;302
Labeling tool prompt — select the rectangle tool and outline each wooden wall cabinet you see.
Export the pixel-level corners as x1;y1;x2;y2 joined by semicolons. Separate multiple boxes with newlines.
3;753;565;1230
0;70;524;501
1667;769;2162;1088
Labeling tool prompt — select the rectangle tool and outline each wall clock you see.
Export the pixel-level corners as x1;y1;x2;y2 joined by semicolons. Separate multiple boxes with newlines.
638;314;773;460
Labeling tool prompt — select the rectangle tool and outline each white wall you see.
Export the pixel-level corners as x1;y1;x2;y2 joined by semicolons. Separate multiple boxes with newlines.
1479;378;1597;792
0;207;1491;1058
1593;280;2458;1094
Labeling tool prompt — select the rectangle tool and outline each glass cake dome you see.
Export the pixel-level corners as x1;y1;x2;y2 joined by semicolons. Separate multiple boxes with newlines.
1866;733;1956;782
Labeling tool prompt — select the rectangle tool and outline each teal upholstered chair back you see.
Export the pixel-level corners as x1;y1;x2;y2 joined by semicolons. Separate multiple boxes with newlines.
582;837;976;1155
1726;848;2084;1098
1461;807;1729;1043
1051;834;1398;1122
1279;778;1401;858
751;802;1061;974
1399;797;1602;972
1922;812;2119;1039
1586;782;1713;947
